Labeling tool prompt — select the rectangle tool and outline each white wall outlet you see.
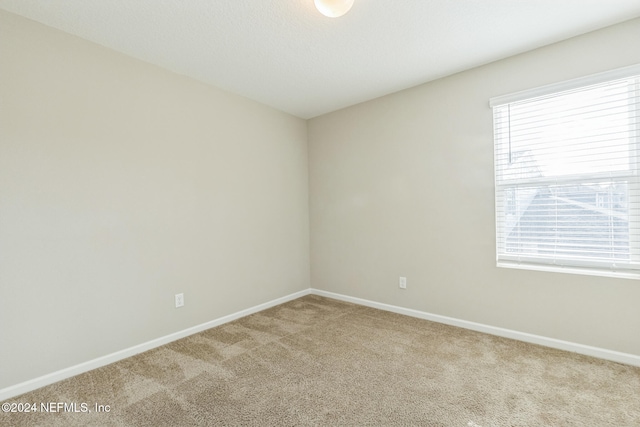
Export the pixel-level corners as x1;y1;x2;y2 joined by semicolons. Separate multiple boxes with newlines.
399;276;407;289
175;293;184;308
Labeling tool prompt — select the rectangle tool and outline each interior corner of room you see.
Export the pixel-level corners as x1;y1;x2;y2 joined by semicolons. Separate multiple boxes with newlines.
1;5;640;403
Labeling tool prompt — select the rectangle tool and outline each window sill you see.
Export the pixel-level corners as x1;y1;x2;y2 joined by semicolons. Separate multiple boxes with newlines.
497;261;640;280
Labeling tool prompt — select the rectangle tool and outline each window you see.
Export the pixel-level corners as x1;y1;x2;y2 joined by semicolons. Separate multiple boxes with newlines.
491;65;640;278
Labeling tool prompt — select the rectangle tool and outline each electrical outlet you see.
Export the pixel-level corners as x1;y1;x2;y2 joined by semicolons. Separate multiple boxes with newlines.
399;276;407;289
175;293;184;308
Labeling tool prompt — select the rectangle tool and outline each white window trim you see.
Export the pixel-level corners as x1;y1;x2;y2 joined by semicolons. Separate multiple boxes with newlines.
496;260;640;280
490;63;640;107
491;63;640;279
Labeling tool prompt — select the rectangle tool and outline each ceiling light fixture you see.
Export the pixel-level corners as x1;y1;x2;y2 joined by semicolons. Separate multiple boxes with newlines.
314;0;354;18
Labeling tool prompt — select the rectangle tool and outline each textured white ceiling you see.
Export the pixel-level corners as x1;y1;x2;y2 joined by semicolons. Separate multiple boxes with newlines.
1;1;640;118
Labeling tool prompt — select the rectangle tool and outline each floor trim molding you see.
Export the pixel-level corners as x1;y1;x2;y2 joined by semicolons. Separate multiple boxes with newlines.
310;288;640;368
3;287;639;401
0;289;311;402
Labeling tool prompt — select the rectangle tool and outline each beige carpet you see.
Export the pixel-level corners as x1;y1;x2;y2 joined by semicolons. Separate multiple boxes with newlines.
2;295;639;426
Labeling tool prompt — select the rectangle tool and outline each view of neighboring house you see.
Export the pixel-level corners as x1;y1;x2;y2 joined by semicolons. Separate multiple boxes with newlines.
504;151;629;261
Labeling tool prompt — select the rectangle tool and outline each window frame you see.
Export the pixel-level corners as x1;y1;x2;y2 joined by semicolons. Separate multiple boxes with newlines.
490;64;640;279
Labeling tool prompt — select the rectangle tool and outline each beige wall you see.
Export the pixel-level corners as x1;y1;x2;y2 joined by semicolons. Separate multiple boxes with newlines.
0;10;309;389
3;8;640;393
309;18;640;356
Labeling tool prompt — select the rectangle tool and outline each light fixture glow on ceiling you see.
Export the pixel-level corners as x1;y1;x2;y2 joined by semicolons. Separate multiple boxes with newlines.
314;0;355;18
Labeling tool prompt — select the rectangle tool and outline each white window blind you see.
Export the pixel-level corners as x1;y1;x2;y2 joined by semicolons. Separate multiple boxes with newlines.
492;67;640;277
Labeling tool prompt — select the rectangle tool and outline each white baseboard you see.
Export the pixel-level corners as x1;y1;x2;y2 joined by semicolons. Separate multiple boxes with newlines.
0;289;311;402
310;288;640;368
3;287;638;402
